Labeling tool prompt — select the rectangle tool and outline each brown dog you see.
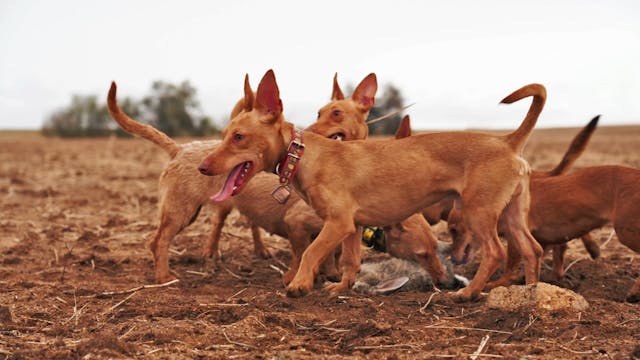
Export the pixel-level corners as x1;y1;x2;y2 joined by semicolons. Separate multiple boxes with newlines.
199;70;545;301
108;82;345;284
462;159;640;302
526;165;640;302
426;117;602;278
307;74;453;291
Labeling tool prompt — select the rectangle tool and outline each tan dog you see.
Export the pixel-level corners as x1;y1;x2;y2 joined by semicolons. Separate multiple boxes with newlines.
199;70;545;301
107;82;344;284
426;117;602;278
307;74;452;290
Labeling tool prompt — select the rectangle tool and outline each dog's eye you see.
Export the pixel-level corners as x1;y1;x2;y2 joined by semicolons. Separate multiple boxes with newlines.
317;111;320;119
233;133;244;142
332;110;341;118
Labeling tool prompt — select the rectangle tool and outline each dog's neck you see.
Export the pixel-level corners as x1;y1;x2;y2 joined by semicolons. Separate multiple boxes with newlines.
271;121;327;202
274;125;305;185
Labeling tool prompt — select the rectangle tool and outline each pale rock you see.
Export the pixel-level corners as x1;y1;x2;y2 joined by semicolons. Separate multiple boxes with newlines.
487;282;588;312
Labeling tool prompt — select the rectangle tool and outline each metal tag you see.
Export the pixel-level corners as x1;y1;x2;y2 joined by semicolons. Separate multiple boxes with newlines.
271;185;291;204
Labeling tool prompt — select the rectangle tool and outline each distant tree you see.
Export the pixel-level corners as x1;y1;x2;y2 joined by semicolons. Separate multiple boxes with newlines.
367;84;405;135
193;116;218;137
42;95;111;137
142;80;199;137
42;80;220;137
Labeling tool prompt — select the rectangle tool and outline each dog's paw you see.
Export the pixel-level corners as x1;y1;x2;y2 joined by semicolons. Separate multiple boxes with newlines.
155;273;178;284
286;277;313;298
324;281;351;296
286;284;310;298
450;288;478;303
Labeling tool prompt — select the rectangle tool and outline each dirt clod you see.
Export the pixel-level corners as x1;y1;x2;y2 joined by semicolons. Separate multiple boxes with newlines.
487;282;589;312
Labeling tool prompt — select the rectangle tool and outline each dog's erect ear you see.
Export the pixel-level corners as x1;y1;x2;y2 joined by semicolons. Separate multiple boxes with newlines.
394;115;412;139
331;73;345;100
352;73;377;111
243;74;254;112
256;69;283;122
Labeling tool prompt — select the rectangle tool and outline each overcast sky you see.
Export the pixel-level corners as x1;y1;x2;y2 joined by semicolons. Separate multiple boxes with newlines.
1;0;639;130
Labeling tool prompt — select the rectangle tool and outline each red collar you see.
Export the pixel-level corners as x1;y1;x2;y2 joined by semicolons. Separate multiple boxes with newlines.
272;128;305;204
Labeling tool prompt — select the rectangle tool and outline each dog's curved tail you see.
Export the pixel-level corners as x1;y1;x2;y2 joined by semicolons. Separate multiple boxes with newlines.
107;82;180;158
546;115;600;176
501;83;546;153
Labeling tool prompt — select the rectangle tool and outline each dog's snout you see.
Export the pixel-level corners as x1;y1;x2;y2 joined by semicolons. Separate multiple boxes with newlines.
198;162;211;176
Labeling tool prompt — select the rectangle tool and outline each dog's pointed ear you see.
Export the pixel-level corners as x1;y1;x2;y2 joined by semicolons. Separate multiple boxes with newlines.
352;73;377;111
331;73;345;100
394;115;412;139
256;69;283;122
243;74;254;112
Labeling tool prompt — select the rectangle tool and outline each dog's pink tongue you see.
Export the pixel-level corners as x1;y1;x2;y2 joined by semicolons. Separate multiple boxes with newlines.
210;164;242;202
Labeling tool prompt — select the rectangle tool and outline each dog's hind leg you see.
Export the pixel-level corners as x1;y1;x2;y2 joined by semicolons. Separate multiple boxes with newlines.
250;224;271;259
203;203;232;262
551;243;568;280
485;241;523;289
580;233;601;259
611;191;640;302
452;209;505;302
613;219;640;302
149;216;184;283
281;231;309;286
452;170;528;301
499;184;543;285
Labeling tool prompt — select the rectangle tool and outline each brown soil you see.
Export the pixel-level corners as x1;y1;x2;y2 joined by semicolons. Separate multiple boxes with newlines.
1;128;639;359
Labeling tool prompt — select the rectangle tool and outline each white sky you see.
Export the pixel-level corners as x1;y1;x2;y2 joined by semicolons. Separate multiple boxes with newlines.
1;0;639;130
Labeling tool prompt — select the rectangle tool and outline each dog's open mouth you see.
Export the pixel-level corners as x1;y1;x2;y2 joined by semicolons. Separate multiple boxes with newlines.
329;132;345;141
210;161;253;202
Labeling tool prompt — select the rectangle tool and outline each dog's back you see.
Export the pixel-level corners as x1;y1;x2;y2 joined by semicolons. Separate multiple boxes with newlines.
529;165;630;242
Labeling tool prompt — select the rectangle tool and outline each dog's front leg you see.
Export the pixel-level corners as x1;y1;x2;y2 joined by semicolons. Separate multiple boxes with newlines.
325;226;362;295
286;218;356;298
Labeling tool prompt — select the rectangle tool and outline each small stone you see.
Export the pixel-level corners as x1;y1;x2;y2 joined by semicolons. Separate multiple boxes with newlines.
487;282;588;312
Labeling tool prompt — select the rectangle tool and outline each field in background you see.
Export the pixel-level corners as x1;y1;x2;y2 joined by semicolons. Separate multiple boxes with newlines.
1;126;639;358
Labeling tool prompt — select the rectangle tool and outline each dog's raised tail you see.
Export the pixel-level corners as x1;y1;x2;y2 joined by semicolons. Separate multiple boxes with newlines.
547;115;600;176
502;83;546;153
107;82;180;158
